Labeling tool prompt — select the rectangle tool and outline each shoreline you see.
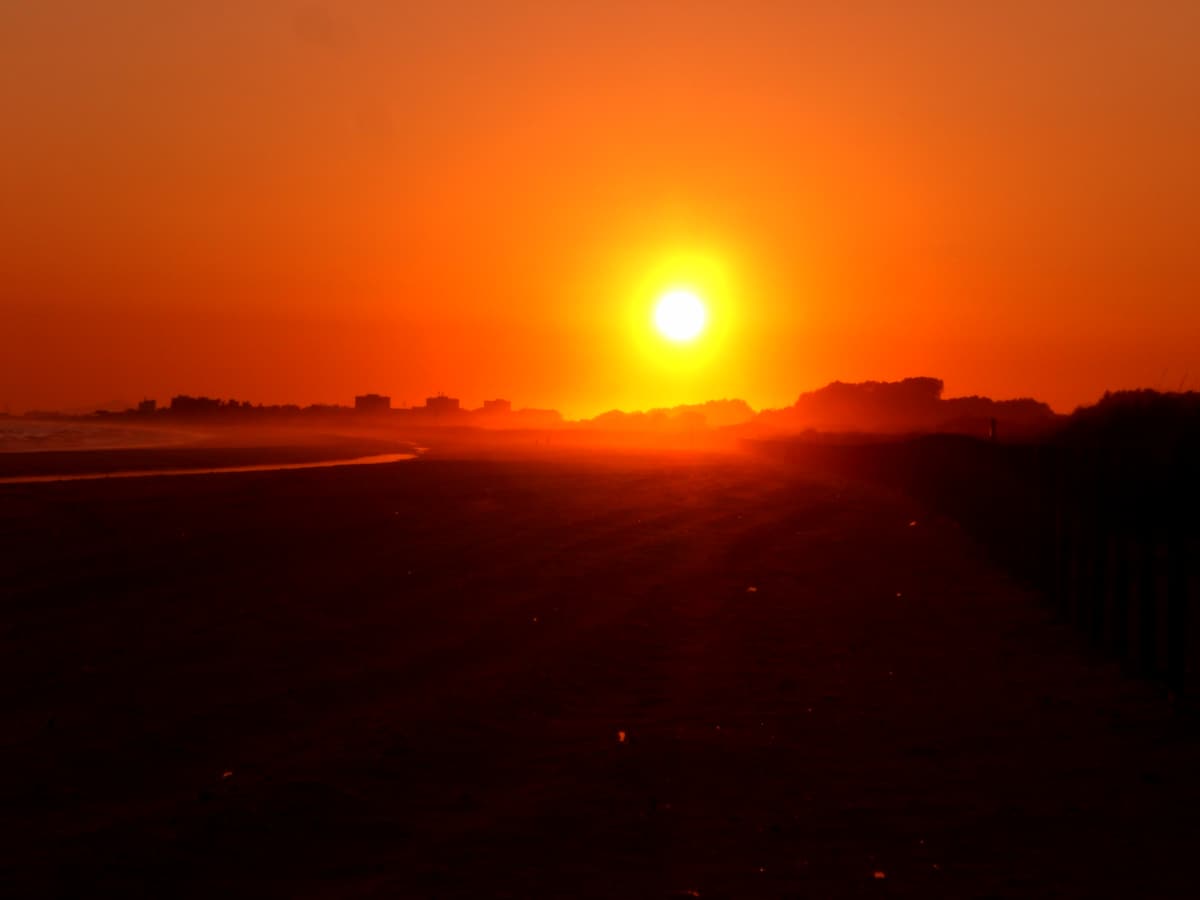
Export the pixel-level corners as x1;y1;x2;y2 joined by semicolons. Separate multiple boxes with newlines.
0;432;421;479
0;451;418;485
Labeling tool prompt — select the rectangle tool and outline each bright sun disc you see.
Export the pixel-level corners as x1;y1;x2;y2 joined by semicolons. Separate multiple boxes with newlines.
654;289;707;342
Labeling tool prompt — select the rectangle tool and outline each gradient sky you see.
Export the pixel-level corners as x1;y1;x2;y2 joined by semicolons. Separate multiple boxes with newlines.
3;1;1198;417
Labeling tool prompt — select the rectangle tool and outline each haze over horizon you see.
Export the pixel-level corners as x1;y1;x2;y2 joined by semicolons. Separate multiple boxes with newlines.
4;1;1199;418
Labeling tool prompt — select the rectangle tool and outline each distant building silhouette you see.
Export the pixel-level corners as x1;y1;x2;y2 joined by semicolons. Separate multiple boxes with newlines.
425;394;460;414
170;395;222;415
137;399;157;415
482;398;511;414
354;393;391;413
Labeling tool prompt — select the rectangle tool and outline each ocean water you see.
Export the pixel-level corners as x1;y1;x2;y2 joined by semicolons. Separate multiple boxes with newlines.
0;418;191;453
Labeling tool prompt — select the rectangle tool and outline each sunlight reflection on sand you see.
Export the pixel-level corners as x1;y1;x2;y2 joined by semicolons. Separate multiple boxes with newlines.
0;452;418;485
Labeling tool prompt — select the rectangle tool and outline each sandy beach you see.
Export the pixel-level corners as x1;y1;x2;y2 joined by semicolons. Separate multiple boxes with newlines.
2;445;1199;897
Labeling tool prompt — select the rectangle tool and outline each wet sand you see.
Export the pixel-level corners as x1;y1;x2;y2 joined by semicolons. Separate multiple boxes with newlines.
0;452;417;485
2;448;1198;897
0;434;414;479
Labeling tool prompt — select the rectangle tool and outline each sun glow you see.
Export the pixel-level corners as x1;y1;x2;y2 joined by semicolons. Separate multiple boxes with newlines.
653;289;707;342
619;247;741;401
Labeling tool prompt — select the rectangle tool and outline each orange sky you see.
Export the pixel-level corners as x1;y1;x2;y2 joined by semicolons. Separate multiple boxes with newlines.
3;1;1198;417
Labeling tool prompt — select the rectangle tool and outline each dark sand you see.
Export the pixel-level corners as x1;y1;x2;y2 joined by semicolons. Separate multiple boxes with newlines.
2;447;1199;897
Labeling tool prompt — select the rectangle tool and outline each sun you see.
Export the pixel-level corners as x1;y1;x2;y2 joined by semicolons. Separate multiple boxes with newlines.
653;288;708;342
